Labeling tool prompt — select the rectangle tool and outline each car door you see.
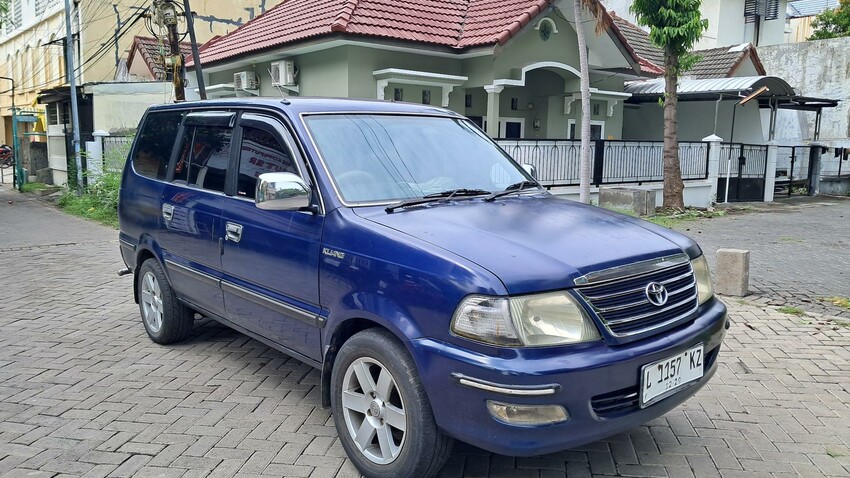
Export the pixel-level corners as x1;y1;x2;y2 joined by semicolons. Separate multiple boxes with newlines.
158;111;234;319
220;113;323;361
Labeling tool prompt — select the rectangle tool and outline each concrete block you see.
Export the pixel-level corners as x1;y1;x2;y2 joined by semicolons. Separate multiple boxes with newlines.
599;187;656;216
715;249;750;297
36;168;53;185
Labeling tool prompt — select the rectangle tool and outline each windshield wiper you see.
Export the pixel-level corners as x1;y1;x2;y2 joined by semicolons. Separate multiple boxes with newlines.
385;188;491;213
484;181;540;201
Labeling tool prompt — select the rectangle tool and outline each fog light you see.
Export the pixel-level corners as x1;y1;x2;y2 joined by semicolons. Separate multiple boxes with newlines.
486;401;569;426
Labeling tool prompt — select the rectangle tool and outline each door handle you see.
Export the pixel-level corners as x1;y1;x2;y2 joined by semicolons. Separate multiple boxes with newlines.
225;222;243;243
162;204;174;221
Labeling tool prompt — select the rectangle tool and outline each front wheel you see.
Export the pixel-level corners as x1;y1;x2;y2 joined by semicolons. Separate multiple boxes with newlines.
331;328;453;478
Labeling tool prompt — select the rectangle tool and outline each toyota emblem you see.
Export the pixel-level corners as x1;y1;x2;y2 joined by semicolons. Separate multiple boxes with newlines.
645;282;668;306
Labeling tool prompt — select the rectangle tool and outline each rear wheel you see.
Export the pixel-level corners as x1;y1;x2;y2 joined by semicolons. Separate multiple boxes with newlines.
331;328;453;477
137;259;193;344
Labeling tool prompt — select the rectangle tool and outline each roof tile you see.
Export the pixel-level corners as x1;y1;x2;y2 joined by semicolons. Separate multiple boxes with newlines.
190;0;638;68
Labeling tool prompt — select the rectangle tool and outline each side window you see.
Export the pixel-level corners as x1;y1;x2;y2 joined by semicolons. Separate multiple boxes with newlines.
132;110;183;180
236;125;298;199
173;125;232;193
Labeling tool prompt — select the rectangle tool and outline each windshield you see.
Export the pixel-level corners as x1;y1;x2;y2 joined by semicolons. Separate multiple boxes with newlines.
304;114;531;204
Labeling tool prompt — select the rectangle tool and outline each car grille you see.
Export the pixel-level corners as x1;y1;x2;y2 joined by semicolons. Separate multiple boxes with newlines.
575;254;699;339
591;346;720;418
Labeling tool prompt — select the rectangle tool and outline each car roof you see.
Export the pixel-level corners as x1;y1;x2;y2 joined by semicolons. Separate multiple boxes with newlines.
146;97;463;118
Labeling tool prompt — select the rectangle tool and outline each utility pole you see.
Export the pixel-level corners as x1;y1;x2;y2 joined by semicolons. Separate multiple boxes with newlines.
64;0;83;195
0;76;21;191
157;0;185;101
182;0;206;99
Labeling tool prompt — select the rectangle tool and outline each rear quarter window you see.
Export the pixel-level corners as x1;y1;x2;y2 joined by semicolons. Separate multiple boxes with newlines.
132;110;184;180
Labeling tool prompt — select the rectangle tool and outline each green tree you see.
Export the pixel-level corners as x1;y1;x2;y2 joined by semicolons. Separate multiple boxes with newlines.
631;0;708;210
0;0;9;28
574;0;592;203
809;0;850;40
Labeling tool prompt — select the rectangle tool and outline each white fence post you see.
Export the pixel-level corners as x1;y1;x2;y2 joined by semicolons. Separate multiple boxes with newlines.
764;141;778;202
702;134;723;204
87;130;110;182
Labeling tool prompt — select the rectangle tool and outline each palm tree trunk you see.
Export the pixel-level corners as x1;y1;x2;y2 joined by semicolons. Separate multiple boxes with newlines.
575;0;592;204
663;47;685;210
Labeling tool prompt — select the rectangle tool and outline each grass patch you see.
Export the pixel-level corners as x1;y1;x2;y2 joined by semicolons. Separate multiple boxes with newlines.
600;205;726;229
777;306;806;316
55;140;130;229
647;209;726;229
827;448;849;458
21;182;49;193
823;297;850;310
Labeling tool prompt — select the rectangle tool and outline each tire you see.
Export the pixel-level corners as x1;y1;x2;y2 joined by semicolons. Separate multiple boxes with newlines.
331;328;453;478
137;258;194;344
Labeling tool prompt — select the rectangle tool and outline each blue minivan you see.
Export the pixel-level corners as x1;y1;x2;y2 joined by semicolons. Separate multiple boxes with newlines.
118;98;727;477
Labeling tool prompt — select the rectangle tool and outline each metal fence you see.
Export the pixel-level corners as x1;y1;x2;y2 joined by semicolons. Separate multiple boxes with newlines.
495;139;710;187
102;135;134;171
718;143;768;178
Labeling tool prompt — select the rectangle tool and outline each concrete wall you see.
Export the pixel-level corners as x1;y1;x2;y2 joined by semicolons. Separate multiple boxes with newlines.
624;100;765;143
551;180;715;208
88;83;175;133
757;37;850;148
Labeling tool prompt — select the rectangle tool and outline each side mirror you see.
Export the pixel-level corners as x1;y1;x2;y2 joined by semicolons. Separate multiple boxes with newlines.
256;172;312;211
522;163;537;179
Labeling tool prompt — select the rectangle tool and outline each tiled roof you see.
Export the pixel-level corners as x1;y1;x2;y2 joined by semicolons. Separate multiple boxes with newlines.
128;36;194;81
685;44;766;79
611;13;664;73
190;0;639;68
608;15;766;79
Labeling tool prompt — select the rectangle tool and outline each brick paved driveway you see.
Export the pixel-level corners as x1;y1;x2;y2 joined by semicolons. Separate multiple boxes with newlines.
1;186;849;477
671;196;850;318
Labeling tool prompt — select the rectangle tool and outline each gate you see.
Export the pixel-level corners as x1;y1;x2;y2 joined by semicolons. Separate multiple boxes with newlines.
775;146;811;197
717;143;768;202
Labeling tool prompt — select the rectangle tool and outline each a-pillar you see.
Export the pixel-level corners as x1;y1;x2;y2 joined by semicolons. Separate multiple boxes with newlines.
702;134;722;203
764;141;778;202
484;85;503;138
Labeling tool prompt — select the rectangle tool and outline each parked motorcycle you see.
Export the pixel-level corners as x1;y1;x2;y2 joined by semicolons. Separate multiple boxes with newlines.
0;144;13;168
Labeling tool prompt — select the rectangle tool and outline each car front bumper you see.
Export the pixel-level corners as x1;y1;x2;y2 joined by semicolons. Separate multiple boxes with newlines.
410;298;728;456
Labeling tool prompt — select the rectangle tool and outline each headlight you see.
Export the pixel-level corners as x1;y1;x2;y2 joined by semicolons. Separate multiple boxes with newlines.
451;291;600;347
691;255;714;304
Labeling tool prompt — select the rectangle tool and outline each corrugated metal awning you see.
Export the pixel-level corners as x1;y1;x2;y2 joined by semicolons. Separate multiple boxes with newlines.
624;76;797;98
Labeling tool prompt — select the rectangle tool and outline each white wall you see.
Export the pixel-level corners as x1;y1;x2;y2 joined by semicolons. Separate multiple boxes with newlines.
87;82;175;133
624;100;765;144
552;180;715;208
758;37;850;148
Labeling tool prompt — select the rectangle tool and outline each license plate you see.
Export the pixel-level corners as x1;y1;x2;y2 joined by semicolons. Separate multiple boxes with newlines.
640;344;704;406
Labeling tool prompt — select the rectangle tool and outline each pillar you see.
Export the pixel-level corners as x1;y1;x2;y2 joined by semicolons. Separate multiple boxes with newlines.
702;134;723;203
484;85;503;138
764;141;778;202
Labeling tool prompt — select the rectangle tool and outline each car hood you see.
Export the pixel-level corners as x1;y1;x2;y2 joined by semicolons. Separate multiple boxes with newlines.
353;194;699;295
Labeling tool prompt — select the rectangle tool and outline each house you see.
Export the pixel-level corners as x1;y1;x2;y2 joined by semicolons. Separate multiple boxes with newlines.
1;0;280;185
604;0;790;49
786;0;839;42
186;0;657;141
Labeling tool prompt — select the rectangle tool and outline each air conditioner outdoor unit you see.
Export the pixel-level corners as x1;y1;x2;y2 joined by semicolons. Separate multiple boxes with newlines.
233;71;258;90
270;60;297;87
